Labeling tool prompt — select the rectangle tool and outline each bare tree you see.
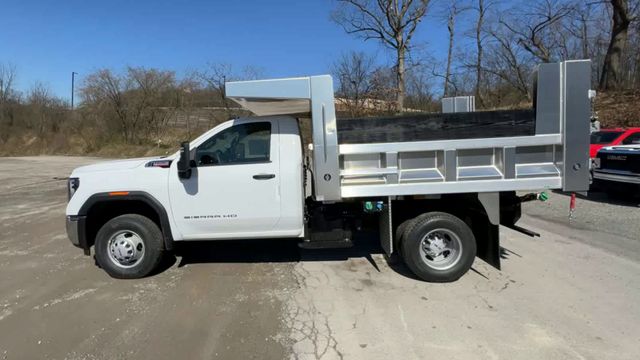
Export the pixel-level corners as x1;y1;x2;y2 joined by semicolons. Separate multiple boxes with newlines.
81;67;177;143
0;63;17;104
369;66;400;112
332;51;378;116
0;63;18;133
574;3;593;59
500;0;574;63
129;67;176;140
405;62;436;110
332;0;430;110
474;0;488;106
197;63;264;112
81;69;127;139
572;3;616;85
197;63;233;111
27;82;53;135
600;0;634;89
442;1;468;97
484;25;534;102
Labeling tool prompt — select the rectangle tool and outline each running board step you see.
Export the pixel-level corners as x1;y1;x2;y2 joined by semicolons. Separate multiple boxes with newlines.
299;229;353;249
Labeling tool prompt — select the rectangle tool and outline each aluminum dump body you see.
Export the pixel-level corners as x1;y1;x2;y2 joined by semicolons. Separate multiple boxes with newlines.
226;60;591;202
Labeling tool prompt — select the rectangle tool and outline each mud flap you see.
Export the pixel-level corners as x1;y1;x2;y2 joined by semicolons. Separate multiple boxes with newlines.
475;222;501;270
379;198;393;256
476;192;501;269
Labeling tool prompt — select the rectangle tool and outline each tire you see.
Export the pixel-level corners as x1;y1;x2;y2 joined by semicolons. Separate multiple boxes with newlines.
391;218;413;261
398;213;435;258
400;212;476;283
94;214;164;279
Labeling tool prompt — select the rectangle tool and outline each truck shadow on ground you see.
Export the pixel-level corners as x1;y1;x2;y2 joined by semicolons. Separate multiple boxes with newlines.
163;231;508;282
168;231;403;277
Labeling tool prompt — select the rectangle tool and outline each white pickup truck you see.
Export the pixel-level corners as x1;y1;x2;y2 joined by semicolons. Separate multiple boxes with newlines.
66;60;591;282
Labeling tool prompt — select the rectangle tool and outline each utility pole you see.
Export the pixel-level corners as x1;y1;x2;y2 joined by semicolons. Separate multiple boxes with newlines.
71;71;78;109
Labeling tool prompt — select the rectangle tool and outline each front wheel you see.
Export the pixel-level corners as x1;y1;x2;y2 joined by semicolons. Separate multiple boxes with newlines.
94;214;165;279
401;212;476;282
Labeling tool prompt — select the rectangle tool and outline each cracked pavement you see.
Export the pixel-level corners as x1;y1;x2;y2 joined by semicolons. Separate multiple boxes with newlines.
1;156;639;359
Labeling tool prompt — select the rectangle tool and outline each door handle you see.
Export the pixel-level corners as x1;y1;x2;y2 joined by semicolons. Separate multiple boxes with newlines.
253;174;275;180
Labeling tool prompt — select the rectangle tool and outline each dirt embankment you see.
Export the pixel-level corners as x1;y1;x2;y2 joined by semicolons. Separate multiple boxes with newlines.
595;90;640;128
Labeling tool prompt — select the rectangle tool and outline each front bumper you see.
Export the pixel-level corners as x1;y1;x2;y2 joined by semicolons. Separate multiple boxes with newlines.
66;215;90;255
593;171;640;185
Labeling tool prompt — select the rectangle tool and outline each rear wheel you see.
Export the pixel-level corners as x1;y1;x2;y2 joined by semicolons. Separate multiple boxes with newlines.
94;214;164;279
401;212;476;282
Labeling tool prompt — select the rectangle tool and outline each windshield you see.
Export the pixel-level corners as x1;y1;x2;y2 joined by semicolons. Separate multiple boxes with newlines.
590;131;624;144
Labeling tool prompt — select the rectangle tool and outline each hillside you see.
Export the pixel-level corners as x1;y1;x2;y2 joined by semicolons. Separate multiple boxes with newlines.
1;91;639;158
595;90;640;128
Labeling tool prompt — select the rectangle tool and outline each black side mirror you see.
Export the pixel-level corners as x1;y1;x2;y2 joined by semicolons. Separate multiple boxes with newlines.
178;141;192;179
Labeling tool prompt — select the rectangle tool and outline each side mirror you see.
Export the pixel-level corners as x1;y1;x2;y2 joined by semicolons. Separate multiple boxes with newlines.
177;141;192;179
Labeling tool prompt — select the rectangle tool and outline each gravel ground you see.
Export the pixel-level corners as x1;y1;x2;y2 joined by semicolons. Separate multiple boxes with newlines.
521;189;640;262
0;156;639;360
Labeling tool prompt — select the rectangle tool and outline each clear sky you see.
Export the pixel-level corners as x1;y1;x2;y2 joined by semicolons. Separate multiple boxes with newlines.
1;0;453;101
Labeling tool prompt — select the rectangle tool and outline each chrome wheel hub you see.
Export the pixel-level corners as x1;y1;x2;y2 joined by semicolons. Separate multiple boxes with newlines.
419;228;463;270
107;230;145;268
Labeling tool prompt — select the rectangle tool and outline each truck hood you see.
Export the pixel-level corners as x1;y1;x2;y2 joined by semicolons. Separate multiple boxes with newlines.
72;157;165;174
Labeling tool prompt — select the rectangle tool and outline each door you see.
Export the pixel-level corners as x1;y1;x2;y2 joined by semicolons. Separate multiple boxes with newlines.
168;119;281;239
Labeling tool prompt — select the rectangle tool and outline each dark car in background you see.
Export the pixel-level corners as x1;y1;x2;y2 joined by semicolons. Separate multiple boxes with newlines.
593;144;640;198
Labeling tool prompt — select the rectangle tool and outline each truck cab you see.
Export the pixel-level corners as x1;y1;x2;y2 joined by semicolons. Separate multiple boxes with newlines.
168;116;304;240
66;116;306;255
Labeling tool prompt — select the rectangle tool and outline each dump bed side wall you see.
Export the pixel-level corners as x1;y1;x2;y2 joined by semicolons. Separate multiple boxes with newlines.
336;60;591;198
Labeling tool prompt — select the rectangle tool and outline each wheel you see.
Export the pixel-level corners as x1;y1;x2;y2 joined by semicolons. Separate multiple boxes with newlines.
400;212;476;282
94;214;164;279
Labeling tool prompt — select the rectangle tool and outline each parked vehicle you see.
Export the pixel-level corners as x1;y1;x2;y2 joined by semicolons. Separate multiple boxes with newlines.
593;144;640;197
590;128;640;158
65;61;591;282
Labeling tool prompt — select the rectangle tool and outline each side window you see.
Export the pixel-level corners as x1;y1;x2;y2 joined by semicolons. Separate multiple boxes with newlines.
622;133;640;145
196;122;271;166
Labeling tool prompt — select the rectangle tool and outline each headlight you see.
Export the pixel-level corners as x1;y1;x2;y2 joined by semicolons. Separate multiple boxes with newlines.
68;177;80;200
592;158;600;169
